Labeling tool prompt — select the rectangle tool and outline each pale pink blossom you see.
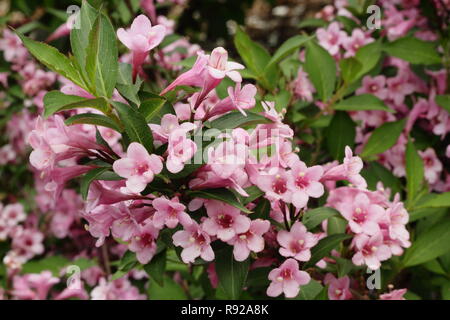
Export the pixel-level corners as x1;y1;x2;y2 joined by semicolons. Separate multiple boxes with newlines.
356;75;388;100
166;130;197;174
316;22;347;56
172;221;214;263
266;258;311;298
288;159;324;209
228;219;270;261
128;220;159;264
352;232;392;270
2;203;26;227
379;288;407;300
419;148;443;184
324;273;352;300
277;221;318;261
202;200;251;241
113;142;163;193
152;196;192;229
343;29;373;57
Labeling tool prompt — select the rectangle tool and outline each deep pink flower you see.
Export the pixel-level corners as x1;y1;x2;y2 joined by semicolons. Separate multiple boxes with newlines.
324;273;352;300
206;83;257;118
228;219;270;261
419;148;443;184
152;196;192;229
266;258;311;298
256;169;293;204
277;221;318;261
202;200;251;241
113;142;163;193
172;221;214;263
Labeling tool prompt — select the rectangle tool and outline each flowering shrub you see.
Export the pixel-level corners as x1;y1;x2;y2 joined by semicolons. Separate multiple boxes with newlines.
0;0;449;300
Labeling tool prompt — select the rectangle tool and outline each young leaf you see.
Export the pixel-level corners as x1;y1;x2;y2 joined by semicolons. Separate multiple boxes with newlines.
334;94;394;112
304;40;336;102
215;246;250;300
326;111;356;161
405;137;424;204
85;13;118;98
304;234;352;268
43;91;109;118
361;119;406;158
111;101;154;153
402;219;450;267
65;113;122;132
16;33;86;90
302;207;340;230
383;36;441;65
186;188;252;214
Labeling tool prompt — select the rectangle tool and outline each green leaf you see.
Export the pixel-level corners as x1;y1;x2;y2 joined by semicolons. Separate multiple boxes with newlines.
339;57;363;84
43;91;109;118
207;111;271;130
252;198;271;220
326;111;356;161
403;219;450;267
112;101;154;153
354;41;382;79
148;275;187;300
304;40;336;102
85;13;118;98
16;32;86;90
334;94;394;112
361;161;402;195
144;249;166;286
65;113;122;131
435;95;450;113
383;36;441;65
70;0;98;80
186;188;251;214
215;246;250;300
304;234;352;268
361;119;406;158
234;26;276;90
266;35;311;70
139;94;172;123
327;216;347;235
415;192;450;209
116;63;141;105
302;207;340;230
22;256;70;276
80;167;110;200
294;279;324;300
239;186;264;205
406;138;424;204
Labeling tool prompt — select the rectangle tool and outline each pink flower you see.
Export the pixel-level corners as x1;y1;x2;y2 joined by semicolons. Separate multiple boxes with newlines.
266;258;311;298
292;68;315;102
342;29;373;58
166;130;197;174
206;83;257;118
379;288;407;300
277;222;318;261
386;75;415;106
419;148;443;184
206;47;244;82
256;169;293;204
11;271;59;300
352;232;392;270
149;114;195;145
324;273;352;300
288;160;324;209
228;219;270;261
152;196;192;229
202;200;251;241
12;227;45;259
316;22;347;56
113;142;163;193
117;15;166;79
356;75;388;100
128;220;159;264
338;192;385;235
2;203;26;227
172;221;214;263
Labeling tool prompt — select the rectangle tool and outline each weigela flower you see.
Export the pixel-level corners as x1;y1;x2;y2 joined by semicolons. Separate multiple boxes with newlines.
352;232;392;270
324;273;352;300
266;258;311;298
2;203;26;227
113;142;163;193
172;221;214;263
152;196;192;229
277;221;318;261
227;219;270;261
128;220;159;264
202;200;251;241
316;22;347;56
379;288;407;300
166;130;197;174
288;159;324;209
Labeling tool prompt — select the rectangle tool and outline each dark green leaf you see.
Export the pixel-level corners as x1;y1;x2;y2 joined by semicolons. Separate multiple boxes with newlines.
80;167;110;200
144;249;167;286
304;233;352;268
334;94;394;112
44;91;109;118
186;188;251;214
383;36;441;65
326;111;356;161
361;119;406;158
207;111;271;130
65;113;122;131
302;207;340;230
